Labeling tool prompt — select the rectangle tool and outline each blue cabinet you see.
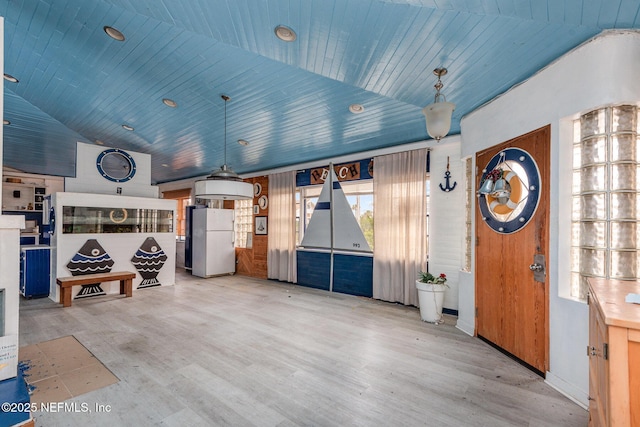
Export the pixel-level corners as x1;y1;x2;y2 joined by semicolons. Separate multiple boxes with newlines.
20;246;50;298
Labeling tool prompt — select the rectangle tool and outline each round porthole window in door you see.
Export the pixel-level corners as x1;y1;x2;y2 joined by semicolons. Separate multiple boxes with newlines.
477;147;541;234
96;149;137;183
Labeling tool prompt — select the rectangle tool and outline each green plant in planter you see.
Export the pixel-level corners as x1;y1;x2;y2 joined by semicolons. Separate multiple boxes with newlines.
418;271;448;286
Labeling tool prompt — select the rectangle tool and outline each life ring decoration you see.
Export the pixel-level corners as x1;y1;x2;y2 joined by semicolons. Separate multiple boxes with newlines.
109;208;128;224
477;148;541;234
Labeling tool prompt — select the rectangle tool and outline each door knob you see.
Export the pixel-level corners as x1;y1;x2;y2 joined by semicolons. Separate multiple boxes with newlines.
530;254;546;282
529;263;544;272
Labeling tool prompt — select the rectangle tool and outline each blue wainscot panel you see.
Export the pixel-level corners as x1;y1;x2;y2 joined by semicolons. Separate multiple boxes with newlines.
297;250;373;297
296;250;331;291
332;253;373;297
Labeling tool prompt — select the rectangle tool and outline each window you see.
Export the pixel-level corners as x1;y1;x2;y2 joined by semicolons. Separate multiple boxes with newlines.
297;180;374;250
234;198;253;248
162;189;191;240
174;197;191;239
571;105;640;300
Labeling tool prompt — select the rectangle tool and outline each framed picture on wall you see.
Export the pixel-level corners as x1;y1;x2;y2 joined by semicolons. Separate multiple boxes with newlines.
255;216;267;235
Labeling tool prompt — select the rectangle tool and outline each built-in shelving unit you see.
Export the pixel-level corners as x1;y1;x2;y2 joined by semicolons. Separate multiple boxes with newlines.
1;171;64;213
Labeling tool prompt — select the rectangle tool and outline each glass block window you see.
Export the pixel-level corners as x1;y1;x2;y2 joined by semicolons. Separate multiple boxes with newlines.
234;198;253;248
571;105;640;299
463;157;472;272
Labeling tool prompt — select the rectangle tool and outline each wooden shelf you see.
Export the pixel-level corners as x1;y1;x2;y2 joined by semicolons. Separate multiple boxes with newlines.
3;181;36;188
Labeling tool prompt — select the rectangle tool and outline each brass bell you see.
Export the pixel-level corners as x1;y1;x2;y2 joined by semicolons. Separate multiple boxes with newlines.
490;178;511;204
478;178;494;195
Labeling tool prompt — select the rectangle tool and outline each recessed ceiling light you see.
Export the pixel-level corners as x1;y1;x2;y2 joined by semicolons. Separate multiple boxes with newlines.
349;104;365;114
3;73;18;83
95;139;105;145
237;139;249;146
274;25;297;42
162;98;177;108
3;120;10;125
162;163;169;167
122;124;134;131
104;26;125;41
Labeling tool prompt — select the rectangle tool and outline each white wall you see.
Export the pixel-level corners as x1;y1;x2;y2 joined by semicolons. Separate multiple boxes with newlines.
460;29;640;407
65;142;159;198
456;270;475;336
428;140;464;311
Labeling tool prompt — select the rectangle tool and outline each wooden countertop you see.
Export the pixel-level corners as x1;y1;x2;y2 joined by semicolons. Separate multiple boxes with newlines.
589;277;640;330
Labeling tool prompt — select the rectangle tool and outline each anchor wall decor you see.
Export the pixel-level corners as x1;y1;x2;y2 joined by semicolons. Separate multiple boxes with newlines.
439;156;457;192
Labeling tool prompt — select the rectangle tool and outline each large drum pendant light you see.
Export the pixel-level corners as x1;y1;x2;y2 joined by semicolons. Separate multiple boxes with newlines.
195;95;253;200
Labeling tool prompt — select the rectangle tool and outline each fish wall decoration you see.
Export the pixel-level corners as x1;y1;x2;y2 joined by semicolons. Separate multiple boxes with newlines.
131;237;168;288
66;239;114;298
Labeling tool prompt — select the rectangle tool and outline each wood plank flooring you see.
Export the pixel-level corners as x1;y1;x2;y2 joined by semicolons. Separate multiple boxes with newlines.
19;269;588;426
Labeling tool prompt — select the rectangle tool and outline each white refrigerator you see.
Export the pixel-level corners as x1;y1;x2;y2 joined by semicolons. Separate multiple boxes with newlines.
192;208;236;278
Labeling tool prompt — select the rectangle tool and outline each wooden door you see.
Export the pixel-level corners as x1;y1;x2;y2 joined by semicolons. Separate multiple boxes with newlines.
475;125;550;374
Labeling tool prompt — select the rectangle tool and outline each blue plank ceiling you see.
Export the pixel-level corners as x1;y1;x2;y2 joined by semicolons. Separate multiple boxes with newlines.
1;0;639;183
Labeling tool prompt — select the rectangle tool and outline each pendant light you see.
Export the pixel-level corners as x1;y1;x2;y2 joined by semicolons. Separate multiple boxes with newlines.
195;95;253;200
422;68;456;142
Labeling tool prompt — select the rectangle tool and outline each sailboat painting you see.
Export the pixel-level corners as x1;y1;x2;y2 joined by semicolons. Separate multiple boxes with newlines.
300;169;371;252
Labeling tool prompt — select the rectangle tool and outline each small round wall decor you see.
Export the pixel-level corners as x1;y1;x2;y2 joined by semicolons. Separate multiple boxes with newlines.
258;195;268;210
477;148;540;234
96;148;137;183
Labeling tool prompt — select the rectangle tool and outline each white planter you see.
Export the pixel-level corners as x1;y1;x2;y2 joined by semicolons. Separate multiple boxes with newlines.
416;281;447;323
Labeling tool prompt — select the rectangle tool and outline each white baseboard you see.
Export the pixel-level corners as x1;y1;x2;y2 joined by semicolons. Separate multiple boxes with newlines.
545;371;589;410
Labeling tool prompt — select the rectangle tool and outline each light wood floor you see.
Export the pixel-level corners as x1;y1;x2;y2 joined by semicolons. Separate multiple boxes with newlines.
19;269;588;426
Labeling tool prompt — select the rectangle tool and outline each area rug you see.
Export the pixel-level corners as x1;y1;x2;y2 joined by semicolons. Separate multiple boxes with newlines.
18;336;119;405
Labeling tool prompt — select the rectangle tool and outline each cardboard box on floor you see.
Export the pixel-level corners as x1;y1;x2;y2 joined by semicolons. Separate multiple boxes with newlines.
19;336;118;405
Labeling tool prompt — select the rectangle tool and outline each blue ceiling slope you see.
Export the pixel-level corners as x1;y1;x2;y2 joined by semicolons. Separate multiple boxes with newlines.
3;89;91;177
2;0;639;183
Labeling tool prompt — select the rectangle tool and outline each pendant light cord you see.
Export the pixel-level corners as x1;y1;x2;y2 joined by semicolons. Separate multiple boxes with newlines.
222;94;230;166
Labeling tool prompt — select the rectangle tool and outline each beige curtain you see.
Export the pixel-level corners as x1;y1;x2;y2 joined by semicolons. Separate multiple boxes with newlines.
373;148;427;306
267;170;297;282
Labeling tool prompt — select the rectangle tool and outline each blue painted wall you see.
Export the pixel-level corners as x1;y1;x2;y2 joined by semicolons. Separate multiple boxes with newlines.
297;250;372;297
